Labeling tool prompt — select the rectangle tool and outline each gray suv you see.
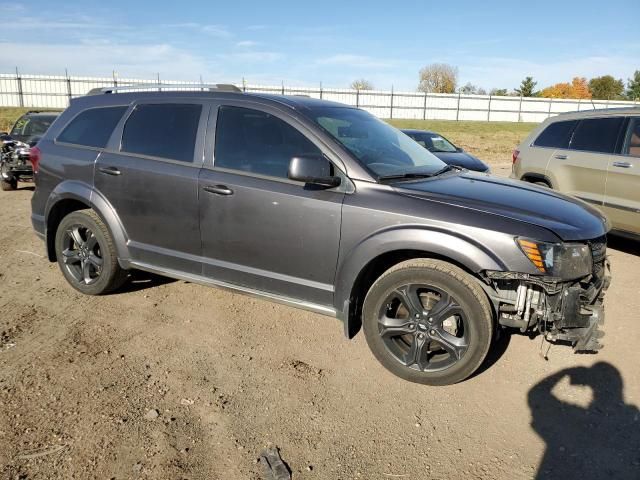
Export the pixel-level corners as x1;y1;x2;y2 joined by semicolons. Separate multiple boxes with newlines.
31;84;610;385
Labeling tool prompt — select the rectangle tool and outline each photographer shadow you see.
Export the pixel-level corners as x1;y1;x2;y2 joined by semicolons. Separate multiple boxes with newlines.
528;362;640;479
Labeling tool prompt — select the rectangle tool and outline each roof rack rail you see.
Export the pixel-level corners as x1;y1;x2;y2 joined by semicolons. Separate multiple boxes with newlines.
87;83;242;95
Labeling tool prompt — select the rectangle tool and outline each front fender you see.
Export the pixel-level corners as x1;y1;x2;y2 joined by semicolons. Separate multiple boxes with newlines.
333;226;508;333
45;180;131;262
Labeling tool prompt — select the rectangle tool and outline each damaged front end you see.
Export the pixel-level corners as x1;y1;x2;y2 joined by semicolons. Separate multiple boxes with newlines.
482;236;610;352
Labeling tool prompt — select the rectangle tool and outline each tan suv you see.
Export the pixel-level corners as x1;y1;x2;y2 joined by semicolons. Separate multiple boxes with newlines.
512;108;640;238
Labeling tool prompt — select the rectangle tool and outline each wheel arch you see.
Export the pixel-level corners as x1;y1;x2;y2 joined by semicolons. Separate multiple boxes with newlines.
44;181;130;263
520;172;553;187
334;228;505;339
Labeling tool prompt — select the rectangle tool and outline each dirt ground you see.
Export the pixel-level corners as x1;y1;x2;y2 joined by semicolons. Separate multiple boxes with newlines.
1;173;639;480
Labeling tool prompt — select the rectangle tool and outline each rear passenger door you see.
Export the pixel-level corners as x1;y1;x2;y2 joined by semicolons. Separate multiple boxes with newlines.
95;100;208;274
603;117;640;235
546;117;624;206
198;103;345;307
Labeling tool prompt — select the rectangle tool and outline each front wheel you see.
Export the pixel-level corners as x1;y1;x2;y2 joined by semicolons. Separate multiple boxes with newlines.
54;209;128;295
362;259;493;385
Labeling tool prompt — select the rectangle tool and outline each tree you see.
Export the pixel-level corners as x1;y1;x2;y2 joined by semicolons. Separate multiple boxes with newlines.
515;76;538;97
350;78;374;90
627;70;640;100
459;82;479;94
589;75;624;100
417;63;458;93
540;77;592;99
490;88;508;96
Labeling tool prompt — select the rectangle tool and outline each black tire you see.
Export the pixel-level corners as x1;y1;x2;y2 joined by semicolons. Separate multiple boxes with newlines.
1;177;17;191
533;181;550;188
362;259;493;385
54;209;128;295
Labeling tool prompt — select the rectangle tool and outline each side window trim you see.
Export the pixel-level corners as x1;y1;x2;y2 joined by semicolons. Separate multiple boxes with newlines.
115;101;208;166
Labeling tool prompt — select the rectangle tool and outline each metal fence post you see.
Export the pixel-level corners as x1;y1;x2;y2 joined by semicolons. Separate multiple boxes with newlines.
281;81;284;96
517;95;523;122
319;82;323;99
15;67;24;108
356;88;360;108
487;95;492;122
112;70;118;87
390;86;394;119
547;98;553;119
65;69;73;104
423;92;427;120
455;91;461;121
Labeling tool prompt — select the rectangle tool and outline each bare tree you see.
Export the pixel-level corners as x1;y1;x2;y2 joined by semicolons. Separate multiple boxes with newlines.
417;63;458;93
350;78;374;90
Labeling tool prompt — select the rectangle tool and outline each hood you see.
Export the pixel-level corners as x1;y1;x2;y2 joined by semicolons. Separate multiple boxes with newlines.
394;172;609;241
432;151;489;172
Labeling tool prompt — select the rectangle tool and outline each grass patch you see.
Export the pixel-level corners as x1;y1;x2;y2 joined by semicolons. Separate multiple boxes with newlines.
0;107;31;133
387;119;537;165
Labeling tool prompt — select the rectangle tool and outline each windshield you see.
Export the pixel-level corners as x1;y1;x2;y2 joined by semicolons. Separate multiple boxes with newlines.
414;132;458;153
306;107;445;178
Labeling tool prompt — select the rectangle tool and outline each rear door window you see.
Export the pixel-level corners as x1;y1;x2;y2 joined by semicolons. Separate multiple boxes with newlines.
533;120;577;149
569;117;625;154
214;105;322;178
58;106;127;148
121;103;202;162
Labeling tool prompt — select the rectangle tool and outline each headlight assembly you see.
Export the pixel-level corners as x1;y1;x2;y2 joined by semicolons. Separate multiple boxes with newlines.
517;238;592;280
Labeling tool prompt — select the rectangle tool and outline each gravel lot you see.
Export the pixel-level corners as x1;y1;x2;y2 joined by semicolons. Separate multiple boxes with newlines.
1;172;639;479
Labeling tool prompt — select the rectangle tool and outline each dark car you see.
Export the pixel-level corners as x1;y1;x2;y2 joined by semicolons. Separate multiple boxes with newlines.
30;84;610;385
7;111;59;145
402;129;490;172
0;111;59;190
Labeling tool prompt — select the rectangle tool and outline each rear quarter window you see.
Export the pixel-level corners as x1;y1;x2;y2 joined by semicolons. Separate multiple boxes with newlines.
57;106;127;148
533;120;577;149
120;103;202;162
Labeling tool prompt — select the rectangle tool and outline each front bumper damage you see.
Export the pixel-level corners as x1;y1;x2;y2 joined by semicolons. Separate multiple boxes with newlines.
482;240;610;352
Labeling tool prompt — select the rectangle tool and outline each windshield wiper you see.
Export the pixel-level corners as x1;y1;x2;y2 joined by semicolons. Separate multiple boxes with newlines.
378;172;436;182
378;165;461;183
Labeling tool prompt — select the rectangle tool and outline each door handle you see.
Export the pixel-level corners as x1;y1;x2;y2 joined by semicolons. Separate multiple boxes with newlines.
554;154;568;160
612;161;632;168
98;166;121;176
203;184;234;196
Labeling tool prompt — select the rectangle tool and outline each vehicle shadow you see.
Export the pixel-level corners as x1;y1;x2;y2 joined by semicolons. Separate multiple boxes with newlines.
116;270;177;294
16;185;35;191
607;233;640;256
528;362;640;479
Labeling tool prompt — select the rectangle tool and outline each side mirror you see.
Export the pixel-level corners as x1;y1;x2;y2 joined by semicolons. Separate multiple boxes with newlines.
288;155;341;188
456;147;464;153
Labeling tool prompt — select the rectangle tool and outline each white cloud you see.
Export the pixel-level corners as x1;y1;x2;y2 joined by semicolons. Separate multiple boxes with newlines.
0;41;229;82
316;54;394;69
236;40;259;48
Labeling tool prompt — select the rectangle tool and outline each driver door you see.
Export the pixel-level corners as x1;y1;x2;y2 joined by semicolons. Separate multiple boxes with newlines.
199;103;346;307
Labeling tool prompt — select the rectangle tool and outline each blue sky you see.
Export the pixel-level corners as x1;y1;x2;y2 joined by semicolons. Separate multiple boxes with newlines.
2;0;638;91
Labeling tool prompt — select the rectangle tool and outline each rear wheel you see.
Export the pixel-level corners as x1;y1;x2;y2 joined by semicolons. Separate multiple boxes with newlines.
54;210;128;295
362;259;493;385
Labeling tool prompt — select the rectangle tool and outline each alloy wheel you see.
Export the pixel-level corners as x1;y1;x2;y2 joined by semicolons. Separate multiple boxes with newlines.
377;283;469;372
60;225;104;285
